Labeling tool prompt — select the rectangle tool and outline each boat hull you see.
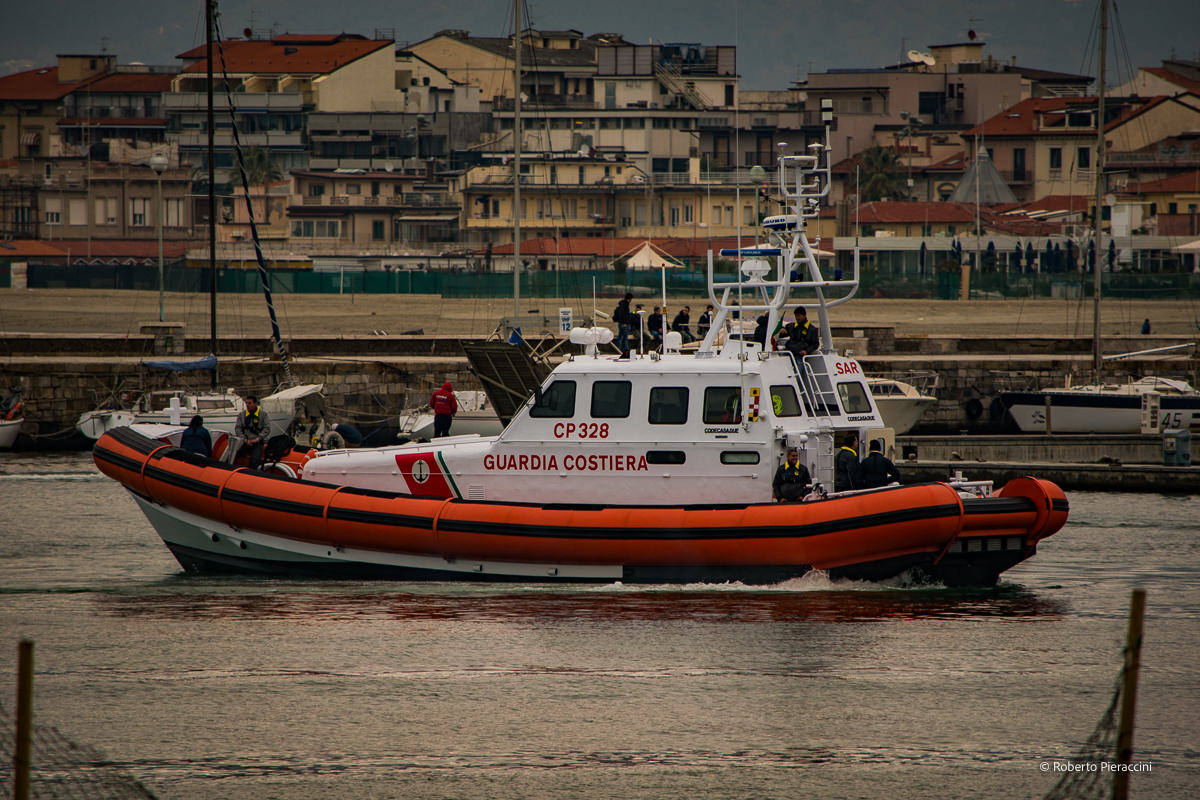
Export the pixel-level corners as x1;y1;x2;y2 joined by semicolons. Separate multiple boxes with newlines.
94;427;1068;586
873;396;936;435
0;417;21;449
1002;391;1200;433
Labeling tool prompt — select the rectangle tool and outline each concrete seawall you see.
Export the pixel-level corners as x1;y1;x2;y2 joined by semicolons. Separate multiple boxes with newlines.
1;329;1197;451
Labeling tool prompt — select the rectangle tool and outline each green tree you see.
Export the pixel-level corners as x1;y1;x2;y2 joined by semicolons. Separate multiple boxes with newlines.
238;147;285;222
857;146;908;202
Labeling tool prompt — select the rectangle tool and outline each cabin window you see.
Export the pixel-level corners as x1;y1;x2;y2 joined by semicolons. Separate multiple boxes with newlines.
837;381;873;413
769;385;802;417
648;386;689;424
646;450;686;465
591;380;631;418
721;451;760;465
703;387;741;424
530;380;576;418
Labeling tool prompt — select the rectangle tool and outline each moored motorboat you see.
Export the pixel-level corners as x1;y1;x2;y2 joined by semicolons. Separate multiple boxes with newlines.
866;374;937;434
94;113;1069;586
1001;376;1200;434
397;390;503;442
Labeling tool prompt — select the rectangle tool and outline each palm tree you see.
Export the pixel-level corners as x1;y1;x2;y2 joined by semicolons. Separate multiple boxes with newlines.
856;146;908;202
238;147;284;223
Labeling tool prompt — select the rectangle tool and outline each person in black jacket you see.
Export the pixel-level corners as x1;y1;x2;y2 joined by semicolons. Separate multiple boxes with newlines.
696;304;714;339
614;292;634;356
860;439;900;488
772;448;812;501
834;432;863;492
671;305;694;343
783;306;820;362
180;415;212;457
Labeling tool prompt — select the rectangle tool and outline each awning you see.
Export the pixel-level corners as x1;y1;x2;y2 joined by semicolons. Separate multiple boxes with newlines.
20;132;41;146
396;214;458;223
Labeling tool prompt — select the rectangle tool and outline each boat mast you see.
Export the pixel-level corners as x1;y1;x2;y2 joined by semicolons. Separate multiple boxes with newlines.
512;0;522;319
1092;0;1108;378
206;0;218;390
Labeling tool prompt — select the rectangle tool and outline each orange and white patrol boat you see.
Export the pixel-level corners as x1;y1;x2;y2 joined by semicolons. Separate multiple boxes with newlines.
93;109;1068;586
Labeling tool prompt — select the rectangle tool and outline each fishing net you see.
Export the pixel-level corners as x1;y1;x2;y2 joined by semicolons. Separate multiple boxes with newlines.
0;702;157;800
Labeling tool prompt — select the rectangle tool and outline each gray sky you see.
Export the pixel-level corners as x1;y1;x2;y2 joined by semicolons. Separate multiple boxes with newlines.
3;0;1197;88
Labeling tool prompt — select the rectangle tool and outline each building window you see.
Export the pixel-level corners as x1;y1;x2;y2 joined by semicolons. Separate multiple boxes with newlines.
68;198;87;225
768;385;802;417
1077;147;1091;169
308;183;326;197
372;220;385;240
130;198;149;227
44;198;61;225
346;184;361;195
165;198;184;227
1013;148;1026;181
95;197;117;224
1049;148;1062;170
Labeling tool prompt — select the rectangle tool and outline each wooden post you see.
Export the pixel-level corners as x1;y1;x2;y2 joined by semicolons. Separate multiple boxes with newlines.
14;639;33;800
1113;588;1145;800
1044;395;1052;434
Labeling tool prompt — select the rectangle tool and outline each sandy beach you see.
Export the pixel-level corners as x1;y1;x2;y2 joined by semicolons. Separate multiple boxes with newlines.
2;288;1198;341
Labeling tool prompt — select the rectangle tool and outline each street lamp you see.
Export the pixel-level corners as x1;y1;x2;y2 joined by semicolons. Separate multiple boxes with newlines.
149;153;168;322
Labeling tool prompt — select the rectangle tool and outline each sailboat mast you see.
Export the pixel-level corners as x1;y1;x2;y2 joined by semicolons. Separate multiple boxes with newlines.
206;0;218;390
1092;0;1108;377
512;0;522;319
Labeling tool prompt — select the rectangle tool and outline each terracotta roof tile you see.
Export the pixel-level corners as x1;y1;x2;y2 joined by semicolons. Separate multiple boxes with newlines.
178;35;392;75
0;66;79;101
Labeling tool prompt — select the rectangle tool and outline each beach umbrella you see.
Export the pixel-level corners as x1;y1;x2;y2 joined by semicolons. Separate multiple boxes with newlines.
1053;242;1063;273
1087;240;1096;272
985;240;996;271
1066;240;1078;271
1012;242;1023;272
919;240;927;274
1044;239;1054;272
1026;242;1036;273
1107;239;1117;271
951;238;963;264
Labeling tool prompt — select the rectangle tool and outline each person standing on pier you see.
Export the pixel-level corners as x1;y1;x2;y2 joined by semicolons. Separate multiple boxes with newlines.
430;381;458;438
235;396;271;468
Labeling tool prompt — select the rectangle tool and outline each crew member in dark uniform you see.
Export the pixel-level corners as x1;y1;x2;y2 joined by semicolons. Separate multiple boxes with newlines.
783;306;820;362
772;448;812;502
860;439;900;488
834;432;862;492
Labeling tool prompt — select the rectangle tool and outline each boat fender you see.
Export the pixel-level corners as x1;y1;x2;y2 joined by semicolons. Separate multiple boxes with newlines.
321;430;346;450
4;401;21;420
988;397;1006;421
964;398;983;420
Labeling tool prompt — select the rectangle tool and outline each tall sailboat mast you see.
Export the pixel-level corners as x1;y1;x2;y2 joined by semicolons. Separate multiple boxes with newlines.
512;0;522;318
206;0;218;389
1092;0;1108;377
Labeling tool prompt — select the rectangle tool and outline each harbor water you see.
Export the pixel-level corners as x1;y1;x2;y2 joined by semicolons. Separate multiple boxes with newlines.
1;452;1197;799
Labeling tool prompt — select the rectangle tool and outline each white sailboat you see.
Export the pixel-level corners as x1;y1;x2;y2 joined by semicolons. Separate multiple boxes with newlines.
1000;0;1200;435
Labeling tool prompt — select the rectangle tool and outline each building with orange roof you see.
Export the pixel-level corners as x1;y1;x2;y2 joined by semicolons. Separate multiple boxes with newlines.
0;55;114;159
167;32;396;178
961;93;1200;202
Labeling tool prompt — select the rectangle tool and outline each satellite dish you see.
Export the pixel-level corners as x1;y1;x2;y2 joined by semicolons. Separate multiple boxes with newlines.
384;162;394;173
907;49;924;63
243;27;253;39
922;53;937;66
968;29;977;41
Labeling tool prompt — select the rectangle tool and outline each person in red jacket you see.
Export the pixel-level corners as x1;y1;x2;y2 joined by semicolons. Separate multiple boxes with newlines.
430;381;458;438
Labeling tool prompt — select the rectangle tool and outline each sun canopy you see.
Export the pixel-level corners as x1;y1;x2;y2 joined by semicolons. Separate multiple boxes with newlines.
612;241;685;269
